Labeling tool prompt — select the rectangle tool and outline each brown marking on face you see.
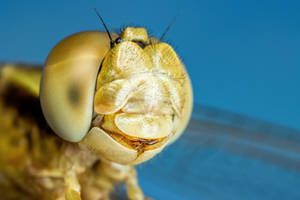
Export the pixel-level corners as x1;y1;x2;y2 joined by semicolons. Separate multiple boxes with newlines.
99;126;166;155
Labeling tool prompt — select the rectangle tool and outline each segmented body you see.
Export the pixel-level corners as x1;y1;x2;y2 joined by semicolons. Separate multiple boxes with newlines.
0;27;192;200
0;64;141;200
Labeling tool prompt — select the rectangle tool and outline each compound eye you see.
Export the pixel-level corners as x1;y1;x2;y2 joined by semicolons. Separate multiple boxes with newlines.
40;64;95;142
40;31;111;142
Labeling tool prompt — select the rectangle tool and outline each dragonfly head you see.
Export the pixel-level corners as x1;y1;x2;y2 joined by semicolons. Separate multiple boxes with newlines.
40;27;193;165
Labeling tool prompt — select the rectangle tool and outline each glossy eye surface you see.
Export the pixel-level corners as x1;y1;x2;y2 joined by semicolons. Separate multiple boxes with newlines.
40;31;111;142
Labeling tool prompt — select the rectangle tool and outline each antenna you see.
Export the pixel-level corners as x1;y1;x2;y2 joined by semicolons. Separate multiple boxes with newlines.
160;14;180;41
93;8;114;46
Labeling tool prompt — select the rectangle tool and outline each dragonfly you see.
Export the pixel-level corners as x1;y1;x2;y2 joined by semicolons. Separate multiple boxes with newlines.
1;14;300;199
0;22;193;199
1;62;300;200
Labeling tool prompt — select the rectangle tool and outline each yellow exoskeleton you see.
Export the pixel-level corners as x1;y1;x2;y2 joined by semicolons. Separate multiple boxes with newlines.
0;24;192;199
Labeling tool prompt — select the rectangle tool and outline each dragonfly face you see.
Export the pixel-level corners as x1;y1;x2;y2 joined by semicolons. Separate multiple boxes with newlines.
40;27;193;165
1;32;299;200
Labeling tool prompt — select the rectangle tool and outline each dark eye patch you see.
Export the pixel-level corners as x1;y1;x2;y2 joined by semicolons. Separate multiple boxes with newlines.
68;84;80;105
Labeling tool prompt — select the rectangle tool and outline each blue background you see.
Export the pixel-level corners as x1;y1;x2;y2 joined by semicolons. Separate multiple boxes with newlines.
1;1;300;200
1;0;299;130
